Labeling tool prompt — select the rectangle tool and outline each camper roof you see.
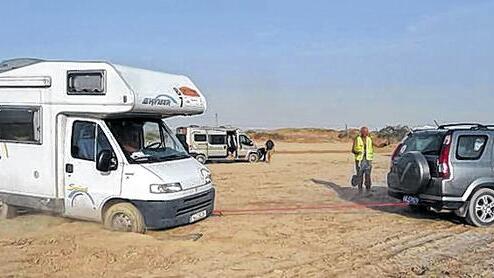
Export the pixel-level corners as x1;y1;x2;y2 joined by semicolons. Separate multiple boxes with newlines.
0;58;207;117
0;58;44;73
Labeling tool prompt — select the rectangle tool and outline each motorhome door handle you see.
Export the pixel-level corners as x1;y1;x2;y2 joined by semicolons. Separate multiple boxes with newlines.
65;164;74;173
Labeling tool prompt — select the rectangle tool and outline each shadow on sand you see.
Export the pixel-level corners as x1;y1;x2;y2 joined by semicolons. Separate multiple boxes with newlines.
310;178;464;224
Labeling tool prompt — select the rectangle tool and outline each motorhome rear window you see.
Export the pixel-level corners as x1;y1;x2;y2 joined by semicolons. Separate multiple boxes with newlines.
67;70;105;95
209;135;226;145
0;106;41;144
194;134;207;142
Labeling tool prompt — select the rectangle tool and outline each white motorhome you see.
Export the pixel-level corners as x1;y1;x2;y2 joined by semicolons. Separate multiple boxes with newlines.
176;126;259;164
0;58;215;233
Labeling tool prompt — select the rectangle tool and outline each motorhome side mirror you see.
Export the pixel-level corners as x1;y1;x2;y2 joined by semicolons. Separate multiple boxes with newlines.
96;150;117;172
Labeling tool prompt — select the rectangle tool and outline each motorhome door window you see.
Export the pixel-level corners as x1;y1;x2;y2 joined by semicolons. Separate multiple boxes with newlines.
71;122;116;163
209;135;226;145
67;70;105;95
0;106;41;143
71;121;96;161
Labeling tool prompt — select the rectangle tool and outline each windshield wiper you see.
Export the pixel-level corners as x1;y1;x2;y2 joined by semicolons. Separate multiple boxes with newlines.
158;154;190;162
132;156;162;163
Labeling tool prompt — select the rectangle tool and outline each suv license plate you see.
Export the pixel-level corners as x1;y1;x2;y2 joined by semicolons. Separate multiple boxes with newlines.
190;210;207;223
403;195;419;205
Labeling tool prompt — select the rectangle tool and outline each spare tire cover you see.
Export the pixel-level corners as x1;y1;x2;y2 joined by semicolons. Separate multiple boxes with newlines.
394;151;431;194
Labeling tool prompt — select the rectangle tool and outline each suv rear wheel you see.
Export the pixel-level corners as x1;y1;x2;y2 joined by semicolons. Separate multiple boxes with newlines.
466;188;494;227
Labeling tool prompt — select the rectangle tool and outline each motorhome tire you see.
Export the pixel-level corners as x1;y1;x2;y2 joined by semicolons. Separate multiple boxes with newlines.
195;155;207;164
466;188;494;227
103;202;146;233
0;201;17;219
248;153;259;163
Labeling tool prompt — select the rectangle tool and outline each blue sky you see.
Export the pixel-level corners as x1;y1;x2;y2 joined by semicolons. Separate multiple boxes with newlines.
1;0;493;129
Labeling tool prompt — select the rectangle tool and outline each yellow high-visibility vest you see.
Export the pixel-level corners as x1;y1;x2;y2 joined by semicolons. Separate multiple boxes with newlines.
354;136;374;161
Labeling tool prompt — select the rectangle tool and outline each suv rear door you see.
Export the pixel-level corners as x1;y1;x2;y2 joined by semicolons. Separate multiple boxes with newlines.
393;130;446;176
388;130;446;194
445;130;492;198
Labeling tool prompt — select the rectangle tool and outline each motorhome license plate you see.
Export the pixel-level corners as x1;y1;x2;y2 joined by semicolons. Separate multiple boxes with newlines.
190;210;207;223
403;195;419;205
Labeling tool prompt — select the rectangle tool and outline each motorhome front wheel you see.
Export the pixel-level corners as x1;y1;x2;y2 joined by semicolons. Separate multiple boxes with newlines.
103;202;146;233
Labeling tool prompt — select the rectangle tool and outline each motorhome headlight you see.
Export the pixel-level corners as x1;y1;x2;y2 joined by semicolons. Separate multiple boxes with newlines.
201;168;212;184
150;183;183;194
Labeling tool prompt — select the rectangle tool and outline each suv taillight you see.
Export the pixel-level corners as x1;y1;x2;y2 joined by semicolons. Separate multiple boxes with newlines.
391;143;403;162
438;134;452;179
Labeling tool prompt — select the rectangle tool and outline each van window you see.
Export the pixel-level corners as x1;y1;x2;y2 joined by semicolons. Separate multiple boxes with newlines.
209;135;226;145
240;135;253;146
67;70;105;95
0;106;41;144
72;121;115;161
194;134;207;142
456;135;488;160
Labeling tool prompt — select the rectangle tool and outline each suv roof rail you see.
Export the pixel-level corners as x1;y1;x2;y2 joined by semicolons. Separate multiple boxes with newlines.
411;126;436;132
438;123;493;130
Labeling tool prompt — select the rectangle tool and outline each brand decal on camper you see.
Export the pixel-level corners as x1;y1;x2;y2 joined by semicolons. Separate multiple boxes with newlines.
142;94;178;106
66;184;96;209
67;184;88;193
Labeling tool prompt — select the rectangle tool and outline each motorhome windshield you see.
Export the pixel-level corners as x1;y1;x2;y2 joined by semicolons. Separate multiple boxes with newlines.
106;118;189;164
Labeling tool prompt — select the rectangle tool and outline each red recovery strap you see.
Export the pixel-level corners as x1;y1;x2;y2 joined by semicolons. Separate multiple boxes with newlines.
213;201;407;216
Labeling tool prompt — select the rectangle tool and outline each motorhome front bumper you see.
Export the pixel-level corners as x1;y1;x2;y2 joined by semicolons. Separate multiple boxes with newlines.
132;187;215;230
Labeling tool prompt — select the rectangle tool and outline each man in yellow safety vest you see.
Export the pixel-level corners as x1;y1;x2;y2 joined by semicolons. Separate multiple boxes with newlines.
351;126;386;193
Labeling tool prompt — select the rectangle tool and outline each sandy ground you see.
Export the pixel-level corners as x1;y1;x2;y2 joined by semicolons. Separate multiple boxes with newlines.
1;142;494;277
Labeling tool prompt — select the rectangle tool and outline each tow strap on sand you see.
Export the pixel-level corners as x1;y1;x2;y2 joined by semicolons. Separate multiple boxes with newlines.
213;201;407;216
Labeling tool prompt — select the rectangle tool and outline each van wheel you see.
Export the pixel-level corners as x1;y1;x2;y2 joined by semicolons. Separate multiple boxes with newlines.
103;202;146;233
466;188;494;227
0;201;17;219
195;155;207;164
248;153;259;163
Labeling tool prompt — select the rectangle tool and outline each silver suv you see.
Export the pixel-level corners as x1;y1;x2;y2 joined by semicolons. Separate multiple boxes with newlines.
388;123;494;227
